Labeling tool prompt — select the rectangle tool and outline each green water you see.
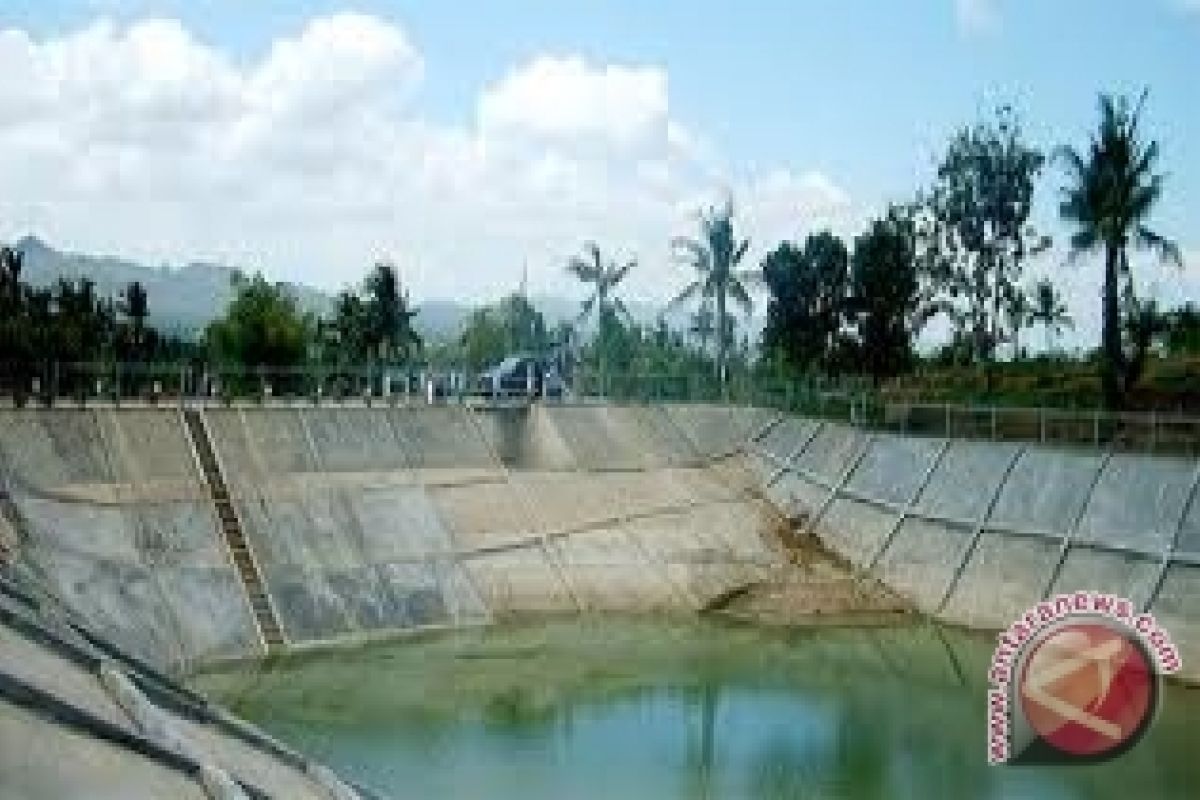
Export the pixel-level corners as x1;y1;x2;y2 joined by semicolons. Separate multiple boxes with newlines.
195;617;1199;799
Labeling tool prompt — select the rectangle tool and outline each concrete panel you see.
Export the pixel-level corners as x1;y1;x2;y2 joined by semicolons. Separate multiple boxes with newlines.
1047;546;1161;609
942;532;1062;629
389;407;495;469
914;440;1020;522
0;411;70;490
876;517;972;612
153;566;262;663
474;406;575;470
550;526;677;610
663;405;737;457
0;700;210;800
201;408;261;485
846;434;943;506
1175;485;1200;557
990;449;1103;534
21;546;187;667
432;481;532;547
132;502;225;568
15;497;140;561
754;417;817;463
1074;454;1193;555
103;409;198;483
819;497;898;568
1148;563;1200;683
604;406;696;467
238;408;318;475
462;546;576;613
542;405;646;470
300;408;408;472
794;423;866;484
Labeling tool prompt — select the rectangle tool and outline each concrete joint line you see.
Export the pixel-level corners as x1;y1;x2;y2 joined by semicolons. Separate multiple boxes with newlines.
465;407;584;611
767;422;824;487
1041;450;1114;602
294;407;324;473
936;445;1026;614
867;438;952;572
1144;459;1200;612
799;431;875;540
738;411;785;460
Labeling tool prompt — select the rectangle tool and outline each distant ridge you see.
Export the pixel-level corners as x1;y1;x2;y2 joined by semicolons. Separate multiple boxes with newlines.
5;235;761;343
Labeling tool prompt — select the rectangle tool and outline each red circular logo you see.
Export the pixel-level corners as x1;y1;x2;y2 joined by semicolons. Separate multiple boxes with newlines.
1019;622;1155;758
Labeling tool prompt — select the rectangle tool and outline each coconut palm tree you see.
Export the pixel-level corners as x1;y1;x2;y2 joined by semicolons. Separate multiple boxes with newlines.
566;242;635;382
1029;279;1072;354
1058;92;1181;408
670;199;757;388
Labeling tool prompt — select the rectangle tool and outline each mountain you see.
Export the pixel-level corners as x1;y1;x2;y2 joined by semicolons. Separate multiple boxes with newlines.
10;235;331;338
5;235;763;344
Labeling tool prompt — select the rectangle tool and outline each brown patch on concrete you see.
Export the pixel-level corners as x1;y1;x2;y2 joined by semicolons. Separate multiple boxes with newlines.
711;512;911;624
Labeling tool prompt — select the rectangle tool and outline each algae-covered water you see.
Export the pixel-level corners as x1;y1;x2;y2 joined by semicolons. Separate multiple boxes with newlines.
195;618;1199;799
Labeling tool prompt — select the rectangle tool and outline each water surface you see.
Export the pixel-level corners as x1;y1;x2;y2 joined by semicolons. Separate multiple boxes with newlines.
195;617;1199;799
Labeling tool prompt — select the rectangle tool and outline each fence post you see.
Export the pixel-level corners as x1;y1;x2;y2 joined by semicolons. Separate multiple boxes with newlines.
1039;406;1046;444
990;405;997;440
1093;408;1100;447
1150;411;1157;453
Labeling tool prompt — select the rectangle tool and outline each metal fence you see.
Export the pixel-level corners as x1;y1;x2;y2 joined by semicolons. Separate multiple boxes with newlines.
2;362;1199;455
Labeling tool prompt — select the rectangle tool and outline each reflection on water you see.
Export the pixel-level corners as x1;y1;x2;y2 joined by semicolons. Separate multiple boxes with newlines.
194;617;1200;799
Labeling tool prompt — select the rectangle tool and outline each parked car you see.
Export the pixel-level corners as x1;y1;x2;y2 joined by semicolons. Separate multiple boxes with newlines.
478;356;566;398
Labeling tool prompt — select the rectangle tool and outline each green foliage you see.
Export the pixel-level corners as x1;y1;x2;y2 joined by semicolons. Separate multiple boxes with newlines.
670;199;757;385
205;272;313;367
1029;279;1072;353
566;242;635;375
363;262;422;364
457;293;549;370
922;105;1048;366
761;232;849;375
1058;91;1180;408
849;212;920;381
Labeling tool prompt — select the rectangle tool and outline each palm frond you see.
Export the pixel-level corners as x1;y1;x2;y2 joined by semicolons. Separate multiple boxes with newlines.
665;280;704;312
1135;226;1183;268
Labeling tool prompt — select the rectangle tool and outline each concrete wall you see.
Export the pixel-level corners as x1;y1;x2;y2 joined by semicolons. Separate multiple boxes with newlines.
0;404;780;669
0;409;259;670
745;418;1200;682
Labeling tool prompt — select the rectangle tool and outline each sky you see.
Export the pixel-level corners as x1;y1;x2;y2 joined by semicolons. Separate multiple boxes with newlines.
0;1;1198;345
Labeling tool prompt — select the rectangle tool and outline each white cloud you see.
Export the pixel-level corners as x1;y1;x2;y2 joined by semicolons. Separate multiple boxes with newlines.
0;15;851;308
954;0;1000;35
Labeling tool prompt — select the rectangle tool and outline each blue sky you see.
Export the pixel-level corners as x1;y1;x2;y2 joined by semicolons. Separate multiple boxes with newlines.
0;1;1197;342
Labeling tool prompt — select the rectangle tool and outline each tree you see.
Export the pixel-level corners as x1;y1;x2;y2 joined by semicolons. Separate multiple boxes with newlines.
848;212;921;382
761;232;850;375
118;280;150;360
923;106;1049;375
670;199;757;387
205;272;312;368
566;242;635;379
364;261;421;364
1029;279;1072;354
1058;92;1181;408
324;290;372;365
457;293;549;371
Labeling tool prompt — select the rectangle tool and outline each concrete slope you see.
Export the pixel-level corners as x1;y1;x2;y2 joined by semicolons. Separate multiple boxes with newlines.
746;417;1200;683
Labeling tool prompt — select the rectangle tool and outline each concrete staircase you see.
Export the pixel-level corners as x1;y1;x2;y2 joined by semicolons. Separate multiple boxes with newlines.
182;409;286;651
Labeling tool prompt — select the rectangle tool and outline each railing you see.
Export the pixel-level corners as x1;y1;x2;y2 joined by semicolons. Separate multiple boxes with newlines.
2;362;1199;455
